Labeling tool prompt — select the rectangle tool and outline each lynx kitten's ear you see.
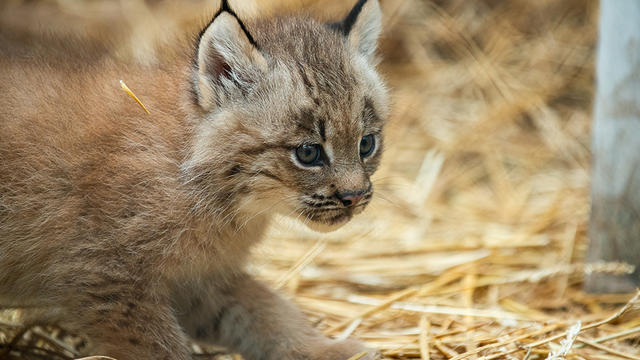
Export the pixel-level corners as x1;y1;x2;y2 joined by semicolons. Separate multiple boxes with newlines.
194;7;266;111
331;0;383;62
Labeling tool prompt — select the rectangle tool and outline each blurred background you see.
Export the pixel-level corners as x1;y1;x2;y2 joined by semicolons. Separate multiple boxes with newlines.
1;0;639;359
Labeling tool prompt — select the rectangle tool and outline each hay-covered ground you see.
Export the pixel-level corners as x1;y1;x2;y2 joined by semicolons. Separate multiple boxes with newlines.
2;0;639;359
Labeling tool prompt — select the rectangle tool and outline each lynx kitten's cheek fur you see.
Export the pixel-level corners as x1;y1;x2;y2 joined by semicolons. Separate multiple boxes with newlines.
0;0;388;359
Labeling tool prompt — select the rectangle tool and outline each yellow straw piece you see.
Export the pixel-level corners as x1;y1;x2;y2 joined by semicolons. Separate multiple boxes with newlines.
119;80;150;114
346;352;367;360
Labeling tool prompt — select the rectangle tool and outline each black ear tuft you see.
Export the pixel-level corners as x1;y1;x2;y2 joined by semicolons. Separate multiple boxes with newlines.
197;0;258;51
328;0;381;61
329;0;369;36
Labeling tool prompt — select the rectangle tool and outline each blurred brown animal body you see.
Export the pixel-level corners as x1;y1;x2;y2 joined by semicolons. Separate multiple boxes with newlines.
0;1;388;359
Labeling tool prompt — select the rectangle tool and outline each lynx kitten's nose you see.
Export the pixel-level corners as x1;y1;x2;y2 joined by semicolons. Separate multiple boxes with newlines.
336;191;365;207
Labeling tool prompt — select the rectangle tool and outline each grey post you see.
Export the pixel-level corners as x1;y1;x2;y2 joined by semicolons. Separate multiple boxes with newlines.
586;0;640;293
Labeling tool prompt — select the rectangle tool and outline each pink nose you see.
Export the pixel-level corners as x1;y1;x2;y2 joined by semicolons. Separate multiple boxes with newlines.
336;192;365;207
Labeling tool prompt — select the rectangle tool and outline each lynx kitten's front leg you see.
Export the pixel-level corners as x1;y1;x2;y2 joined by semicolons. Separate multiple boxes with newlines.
173;274;379;360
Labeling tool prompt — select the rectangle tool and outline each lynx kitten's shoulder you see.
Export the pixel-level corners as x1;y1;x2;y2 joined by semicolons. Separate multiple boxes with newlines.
0;0;389;359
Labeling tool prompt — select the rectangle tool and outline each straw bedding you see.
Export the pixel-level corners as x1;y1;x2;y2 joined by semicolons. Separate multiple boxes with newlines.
2;0;639;359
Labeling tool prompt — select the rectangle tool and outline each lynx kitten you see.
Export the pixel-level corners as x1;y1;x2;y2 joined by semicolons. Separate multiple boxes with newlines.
0;0;388;359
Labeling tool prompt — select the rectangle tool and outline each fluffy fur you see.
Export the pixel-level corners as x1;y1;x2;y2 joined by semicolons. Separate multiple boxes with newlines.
0;1;389;359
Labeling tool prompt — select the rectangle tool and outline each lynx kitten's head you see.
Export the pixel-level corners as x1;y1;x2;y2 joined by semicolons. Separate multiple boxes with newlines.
184;0;388;232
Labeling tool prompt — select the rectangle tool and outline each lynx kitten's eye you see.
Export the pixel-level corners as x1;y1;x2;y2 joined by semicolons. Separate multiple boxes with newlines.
295;144;322;166
360;134;376;158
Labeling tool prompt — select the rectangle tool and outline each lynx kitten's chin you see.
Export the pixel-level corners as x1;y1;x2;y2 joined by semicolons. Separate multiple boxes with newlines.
305;215;351;233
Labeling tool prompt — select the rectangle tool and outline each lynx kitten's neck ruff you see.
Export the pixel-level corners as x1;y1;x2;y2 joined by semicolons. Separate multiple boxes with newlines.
0;0;388;359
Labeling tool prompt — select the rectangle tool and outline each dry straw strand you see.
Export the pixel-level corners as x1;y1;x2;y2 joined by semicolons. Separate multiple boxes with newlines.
119;80;150;114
